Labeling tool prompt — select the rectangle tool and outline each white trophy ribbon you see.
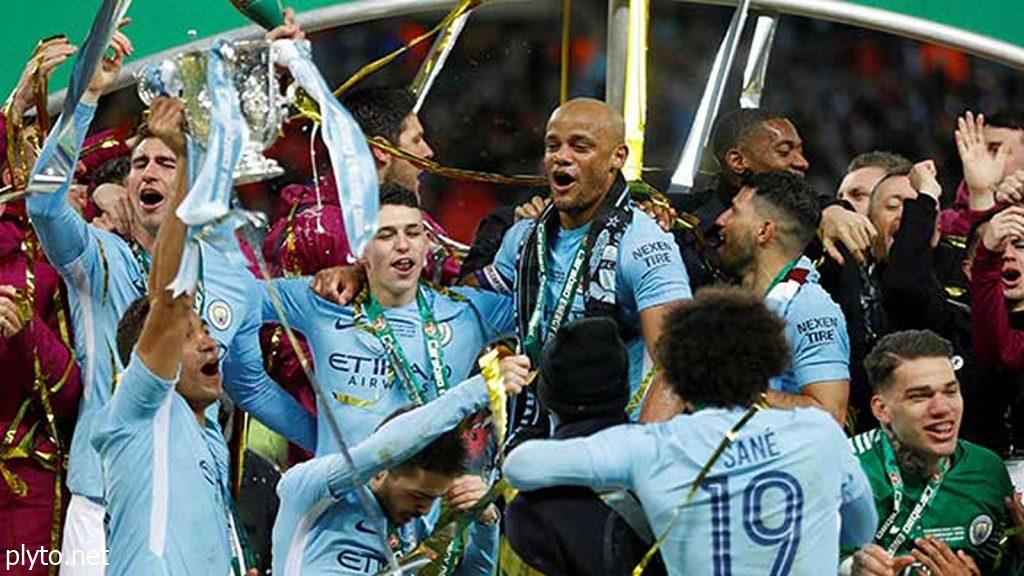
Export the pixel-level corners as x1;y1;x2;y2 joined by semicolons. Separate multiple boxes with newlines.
168;40;248;296
272;38;379;258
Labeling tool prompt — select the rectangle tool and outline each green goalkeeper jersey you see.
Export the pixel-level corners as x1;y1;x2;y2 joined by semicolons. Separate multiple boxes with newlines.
847;428;1023;575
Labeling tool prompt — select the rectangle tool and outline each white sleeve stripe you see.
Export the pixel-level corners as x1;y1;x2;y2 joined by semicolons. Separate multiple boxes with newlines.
148;397;173;557
284;498;334;576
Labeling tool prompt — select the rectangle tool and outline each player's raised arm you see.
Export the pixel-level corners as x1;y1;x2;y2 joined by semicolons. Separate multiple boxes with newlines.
133;97;189;380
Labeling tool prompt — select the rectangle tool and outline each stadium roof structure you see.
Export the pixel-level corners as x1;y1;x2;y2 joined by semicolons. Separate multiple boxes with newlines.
5;0;1021;102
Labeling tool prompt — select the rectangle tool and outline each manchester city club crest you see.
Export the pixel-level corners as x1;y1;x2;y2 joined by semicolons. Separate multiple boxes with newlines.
437;322;453;346
969;514;994;546
208;300;233;331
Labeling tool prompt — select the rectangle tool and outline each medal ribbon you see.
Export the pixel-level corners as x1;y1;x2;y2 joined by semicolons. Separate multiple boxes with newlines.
522;222;589;361
763;258;800;297
875;432;949;556
356;285;449;405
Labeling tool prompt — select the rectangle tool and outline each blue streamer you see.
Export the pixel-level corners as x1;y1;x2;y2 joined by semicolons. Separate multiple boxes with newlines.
272;39;379;257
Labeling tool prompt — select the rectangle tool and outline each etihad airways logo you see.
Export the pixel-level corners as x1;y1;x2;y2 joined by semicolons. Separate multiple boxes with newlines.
327;352;453;390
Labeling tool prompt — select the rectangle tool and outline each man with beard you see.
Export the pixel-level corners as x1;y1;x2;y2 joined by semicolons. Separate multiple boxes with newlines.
681;171;849;422
473;98;690;425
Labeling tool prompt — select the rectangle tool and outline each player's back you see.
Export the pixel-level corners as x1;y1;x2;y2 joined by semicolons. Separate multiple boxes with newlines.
635;406;856;576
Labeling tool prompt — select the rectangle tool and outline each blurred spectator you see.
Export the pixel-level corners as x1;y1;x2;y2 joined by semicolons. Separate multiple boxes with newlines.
942;111;1024;238
837;151;911;216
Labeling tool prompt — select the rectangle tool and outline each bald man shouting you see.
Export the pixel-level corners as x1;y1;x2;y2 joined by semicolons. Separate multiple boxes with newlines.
480;98;692;424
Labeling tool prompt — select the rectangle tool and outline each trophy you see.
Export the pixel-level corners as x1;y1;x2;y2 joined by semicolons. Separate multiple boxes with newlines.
136;40;289;184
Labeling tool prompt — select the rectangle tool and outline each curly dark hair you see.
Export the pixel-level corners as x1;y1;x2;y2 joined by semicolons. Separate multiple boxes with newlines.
377;405;468;478
656;286;790;408
340;86;416;144
747;171;822;251
863;330;953;393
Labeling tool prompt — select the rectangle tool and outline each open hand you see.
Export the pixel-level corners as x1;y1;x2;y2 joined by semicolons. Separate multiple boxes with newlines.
12;36;78;115
982;206;1024;253
910;536;981;576
956;111;1008;211
146;97;187;156
86;19;133;100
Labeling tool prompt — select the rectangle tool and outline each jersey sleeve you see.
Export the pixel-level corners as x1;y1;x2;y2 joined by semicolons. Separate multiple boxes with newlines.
828;420;877;547
785;288;851;388
618;213;692;311
108;351;177;423
256;276;318;333
456;287;516;338
26;102;105;274
221;301;317;451
456;521;499;576
485;220;533;293
503;423;656;492
277;375;489;503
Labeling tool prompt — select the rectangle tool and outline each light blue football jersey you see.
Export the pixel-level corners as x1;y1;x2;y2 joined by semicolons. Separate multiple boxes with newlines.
27;102;313;498
272;375;498;575
91;353;234;576
223;275;514;455
491;209;691;409
765;256;850;394
504;406;875;576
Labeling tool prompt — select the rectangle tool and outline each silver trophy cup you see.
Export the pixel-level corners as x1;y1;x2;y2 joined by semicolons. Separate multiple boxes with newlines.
137;39;288;185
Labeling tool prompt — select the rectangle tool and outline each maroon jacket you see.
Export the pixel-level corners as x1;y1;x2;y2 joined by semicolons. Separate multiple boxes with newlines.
971;244;1024;370
0;206;82;571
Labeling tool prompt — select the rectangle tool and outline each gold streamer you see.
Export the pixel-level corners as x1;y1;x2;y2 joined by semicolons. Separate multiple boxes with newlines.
332;391;379;408
0;230;73;569
625;362;658;415
622;0;650;182
294;0;484;109
559;0;572;104
368;139;546;187
410;7;473;110
478;349;507;451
